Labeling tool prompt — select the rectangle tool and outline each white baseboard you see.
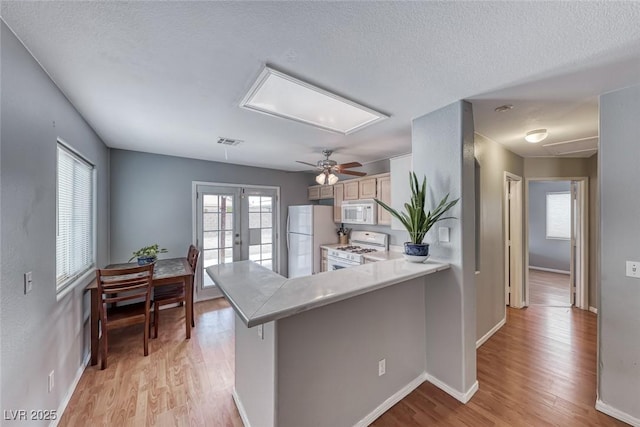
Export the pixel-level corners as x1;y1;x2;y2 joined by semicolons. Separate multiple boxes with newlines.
589;306;598;314
354;372;427;427
232;387;252;427
425;374;479;404
529;266;570;275
50;353;90;427
596;399;640;426
476;317;506;348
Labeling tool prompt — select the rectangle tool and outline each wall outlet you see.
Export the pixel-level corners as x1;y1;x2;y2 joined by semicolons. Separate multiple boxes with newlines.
48;371;54;393
24;272;33;294
626;261;640;278
378;359;386;376
257;324;264;340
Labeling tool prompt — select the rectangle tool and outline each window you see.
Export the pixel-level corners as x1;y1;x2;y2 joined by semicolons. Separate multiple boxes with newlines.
56;142;95;293
546;192;571;240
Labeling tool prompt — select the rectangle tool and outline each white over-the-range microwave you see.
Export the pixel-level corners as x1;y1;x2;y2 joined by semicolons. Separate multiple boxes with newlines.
341;199;377;225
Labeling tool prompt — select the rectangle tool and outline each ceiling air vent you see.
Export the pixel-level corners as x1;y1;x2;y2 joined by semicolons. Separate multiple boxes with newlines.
217;137;243;146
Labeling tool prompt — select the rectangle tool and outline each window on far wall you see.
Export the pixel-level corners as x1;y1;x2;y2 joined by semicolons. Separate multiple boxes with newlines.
56;141;95;293
546;191;571;240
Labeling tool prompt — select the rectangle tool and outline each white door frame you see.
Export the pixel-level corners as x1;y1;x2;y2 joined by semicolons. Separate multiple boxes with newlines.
191;181;281;302
504;172;524;309
523;177;589;309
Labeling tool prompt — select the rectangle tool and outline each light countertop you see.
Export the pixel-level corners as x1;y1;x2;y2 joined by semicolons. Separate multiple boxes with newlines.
207;258;450;327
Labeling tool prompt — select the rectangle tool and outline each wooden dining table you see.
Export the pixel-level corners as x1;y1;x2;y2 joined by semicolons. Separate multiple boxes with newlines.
86;257;194;366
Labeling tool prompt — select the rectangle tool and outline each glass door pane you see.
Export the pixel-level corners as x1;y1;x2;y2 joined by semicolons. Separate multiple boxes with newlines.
245;194;276;271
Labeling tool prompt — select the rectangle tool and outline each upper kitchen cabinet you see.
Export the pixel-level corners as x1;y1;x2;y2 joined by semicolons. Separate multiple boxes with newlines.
376;174;391;225
359;178;377;199
308;185;321;200
308;185;333;200
319;185;334;199
333;183;344;223
389;154;412;230
343;180;359;200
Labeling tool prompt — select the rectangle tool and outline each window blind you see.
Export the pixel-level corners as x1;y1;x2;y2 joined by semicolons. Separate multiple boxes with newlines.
56;143;95;292
546;192;571;240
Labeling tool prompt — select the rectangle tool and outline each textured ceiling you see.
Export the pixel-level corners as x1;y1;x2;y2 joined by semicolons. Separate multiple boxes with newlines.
2;1;640;170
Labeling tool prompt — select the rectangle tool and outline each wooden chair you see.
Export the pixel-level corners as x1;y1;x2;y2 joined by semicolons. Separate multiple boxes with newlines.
96;263;154;370
152;244;199;338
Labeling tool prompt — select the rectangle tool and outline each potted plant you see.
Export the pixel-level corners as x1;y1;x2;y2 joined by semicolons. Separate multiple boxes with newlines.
375;172;459;262
129;244;168;265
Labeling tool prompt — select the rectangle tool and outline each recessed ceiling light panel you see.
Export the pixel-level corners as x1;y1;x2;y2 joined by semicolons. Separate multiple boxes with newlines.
240;66;388;134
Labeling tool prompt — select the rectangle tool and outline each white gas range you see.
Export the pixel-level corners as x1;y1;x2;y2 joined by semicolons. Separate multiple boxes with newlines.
326;231;389;270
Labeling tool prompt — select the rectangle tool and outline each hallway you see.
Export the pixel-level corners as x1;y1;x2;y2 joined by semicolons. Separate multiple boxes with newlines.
529;268;572;306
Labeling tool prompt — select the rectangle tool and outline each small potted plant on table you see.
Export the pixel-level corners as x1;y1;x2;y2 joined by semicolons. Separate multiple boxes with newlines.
129;244;168;265
375;172;458;262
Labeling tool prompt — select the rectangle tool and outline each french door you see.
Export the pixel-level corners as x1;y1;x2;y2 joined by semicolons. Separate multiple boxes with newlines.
194;183;278;300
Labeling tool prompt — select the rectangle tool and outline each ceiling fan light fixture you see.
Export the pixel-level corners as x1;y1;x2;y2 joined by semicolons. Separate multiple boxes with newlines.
525;129;548;143
315;173;326;185
240;66;388;134
327;173;339;185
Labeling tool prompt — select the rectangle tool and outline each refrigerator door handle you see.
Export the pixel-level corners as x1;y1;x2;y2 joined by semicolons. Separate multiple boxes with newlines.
286;215;290;252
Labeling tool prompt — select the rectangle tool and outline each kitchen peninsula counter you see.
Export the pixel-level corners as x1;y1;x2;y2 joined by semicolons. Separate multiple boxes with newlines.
206;258;450;328
206;258;454;427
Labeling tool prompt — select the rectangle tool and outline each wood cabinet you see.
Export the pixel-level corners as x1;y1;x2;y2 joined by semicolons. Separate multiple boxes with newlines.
308;185;334;200
390;154;412;230
376;174;391;225
359;178;377;199
320;248;328;272
319;185;334;199
343;181;359;200
308;186;321;200
333;183;344;223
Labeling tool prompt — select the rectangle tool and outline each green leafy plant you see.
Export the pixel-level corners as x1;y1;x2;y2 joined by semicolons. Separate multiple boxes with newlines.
375;172;459;244
128;244;168;262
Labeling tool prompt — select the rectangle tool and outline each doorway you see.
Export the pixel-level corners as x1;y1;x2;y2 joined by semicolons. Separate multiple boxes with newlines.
193;183;279;300
524;178;588;309
504;173;524;308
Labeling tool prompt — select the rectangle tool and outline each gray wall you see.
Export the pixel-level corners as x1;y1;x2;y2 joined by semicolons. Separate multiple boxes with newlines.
277;277;426;427
412;101;477;395
1;22;110;421
473;133;524;342
110;149;310;276
528;181;571;272
524;156;598;308
598;84;640;420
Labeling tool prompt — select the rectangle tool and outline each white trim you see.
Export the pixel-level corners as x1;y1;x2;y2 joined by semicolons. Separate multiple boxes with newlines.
425;374;479;404
476;317;506;349
354;373;427;427
595;399;640;426
529;266;571;275
589;306;598;314
504;172;524;309
232;387;253;427
50;353;90;427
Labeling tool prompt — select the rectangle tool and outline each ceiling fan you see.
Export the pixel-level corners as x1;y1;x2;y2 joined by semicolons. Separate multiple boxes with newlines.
297;149;366;185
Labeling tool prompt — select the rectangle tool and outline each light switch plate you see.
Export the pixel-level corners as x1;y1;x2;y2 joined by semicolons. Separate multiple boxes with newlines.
438;227;450;243
24;272;33;294
626;261;640;278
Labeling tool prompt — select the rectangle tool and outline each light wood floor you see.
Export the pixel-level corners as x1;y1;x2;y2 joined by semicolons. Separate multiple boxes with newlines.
59;298;242;426
61;301;626;426
529;268;571;306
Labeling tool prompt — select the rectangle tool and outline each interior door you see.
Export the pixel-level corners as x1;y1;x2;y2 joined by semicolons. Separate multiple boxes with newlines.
195;184;278;300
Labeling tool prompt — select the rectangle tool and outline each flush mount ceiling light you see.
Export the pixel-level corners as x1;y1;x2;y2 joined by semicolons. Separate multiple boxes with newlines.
240;66;388;134
525;129;549;143
494;104;514;112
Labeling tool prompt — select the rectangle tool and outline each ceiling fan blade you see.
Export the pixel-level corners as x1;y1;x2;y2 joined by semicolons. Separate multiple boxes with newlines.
339;170;367;177
296;161;319;168
336;162;363;169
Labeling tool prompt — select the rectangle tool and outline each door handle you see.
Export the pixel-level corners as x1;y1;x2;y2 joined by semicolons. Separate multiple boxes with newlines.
235;240;241;245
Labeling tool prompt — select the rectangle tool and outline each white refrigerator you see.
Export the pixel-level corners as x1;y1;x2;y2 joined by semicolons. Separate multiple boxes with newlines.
287;205;336;278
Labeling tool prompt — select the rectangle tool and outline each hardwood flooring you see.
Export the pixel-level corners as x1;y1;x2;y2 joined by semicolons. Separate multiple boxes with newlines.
374;306;625;427
61;300;625;426
58;298;241;426
529;268;571;306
